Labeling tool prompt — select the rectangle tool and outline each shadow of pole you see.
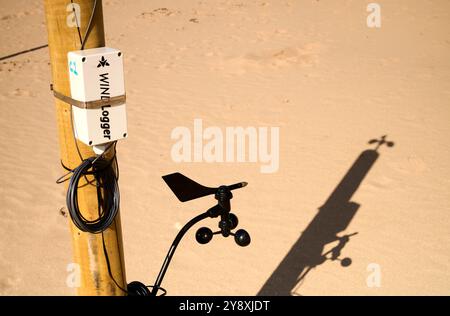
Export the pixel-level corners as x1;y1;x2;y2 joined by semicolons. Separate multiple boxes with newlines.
0;44;48;62
257;136;393;296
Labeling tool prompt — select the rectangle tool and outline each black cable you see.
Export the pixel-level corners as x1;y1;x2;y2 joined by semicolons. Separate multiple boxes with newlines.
70;0;83;46
101;228;167;296
56;160;97;189
150;212;210;296
66;155;119;234
81;0;98;50
101;231;128;292
57;143;165;295
71;0;98;50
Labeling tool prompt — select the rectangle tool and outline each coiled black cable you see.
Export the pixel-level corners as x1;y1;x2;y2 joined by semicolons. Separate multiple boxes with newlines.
66;155;119;234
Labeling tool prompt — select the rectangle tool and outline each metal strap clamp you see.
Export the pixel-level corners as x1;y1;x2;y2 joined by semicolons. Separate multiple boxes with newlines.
51;84;126;110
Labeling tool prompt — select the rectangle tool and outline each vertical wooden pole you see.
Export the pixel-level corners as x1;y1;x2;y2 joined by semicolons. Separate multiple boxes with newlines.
43;0;126;295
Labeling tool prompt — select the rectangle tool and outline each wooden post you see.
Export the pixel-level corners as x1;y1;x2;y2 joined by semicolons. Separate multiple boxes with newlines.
43;0;127;295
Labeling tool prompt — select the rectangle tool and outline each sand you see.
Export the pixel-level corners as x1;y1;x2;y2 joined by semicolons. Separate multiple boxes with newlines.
0;0;449;295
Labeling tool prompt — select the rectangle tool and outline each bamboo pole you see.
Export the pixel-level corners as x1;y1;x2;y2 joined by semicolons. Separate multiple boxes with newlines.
43;0;126;295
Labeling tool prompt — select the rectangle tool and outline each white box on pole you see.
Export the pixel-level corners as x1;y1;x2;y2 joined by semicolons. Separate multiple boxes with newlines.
68;47;127;146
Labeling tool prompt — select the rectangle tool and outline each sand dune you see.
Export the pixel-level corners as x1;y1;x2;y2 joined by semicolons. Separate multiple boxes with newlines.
0;0;449;295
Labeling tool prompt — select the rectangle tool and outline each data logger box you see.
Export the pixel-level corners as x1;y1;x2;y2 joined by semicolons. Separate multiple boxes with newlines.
68;47;127;146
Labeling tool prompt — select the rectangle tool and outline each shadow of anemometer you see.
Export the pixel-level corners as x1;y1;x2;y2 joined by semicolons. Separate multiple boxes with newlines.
257;136;394;296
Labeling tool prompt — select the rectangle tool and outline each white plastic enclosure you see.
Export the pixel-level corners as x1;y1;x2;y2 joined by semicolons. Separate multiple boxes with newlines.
68;47;127;146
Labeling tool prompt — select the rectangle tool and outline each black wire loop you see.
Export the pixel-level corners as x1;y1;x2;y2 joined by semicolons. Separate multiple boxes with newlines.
66;156;119;234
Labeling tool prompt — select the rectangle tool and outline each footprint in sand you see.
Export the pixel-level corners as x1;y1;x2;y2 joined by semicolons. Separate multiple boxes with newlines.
0;278;17;295
367;175;394;189
0;263;20;295
388;155;428;175
104;0;120;5
405;155;428;174
139;8;181;19
0;59;35;73
7;88;36;97
211;44;319;74
155;62;176;70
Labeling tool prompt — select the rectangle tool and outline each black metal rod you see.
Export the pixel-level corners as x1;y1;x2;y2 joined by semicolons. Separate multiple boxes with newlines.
227;182;247;191
151;211;210;296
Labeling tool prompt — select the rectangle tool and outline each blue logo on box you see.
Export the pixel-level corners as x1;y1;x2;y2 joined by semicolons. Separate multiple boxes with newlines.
69;60;78;76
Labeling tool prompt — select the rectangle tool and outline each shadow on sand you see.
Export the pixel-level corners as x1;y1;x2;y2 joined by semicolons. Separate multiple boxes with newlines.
258;136;393;296
0;44;48;62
